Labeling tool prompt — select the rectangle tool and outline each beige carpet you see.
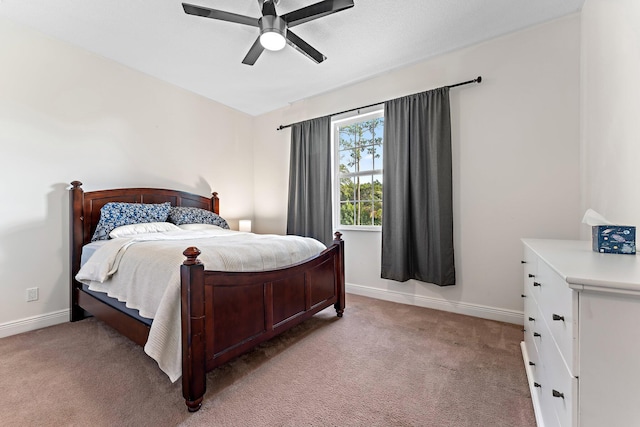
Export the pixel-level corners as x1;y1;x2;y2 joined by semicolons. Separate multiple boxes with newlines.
0;294;535;426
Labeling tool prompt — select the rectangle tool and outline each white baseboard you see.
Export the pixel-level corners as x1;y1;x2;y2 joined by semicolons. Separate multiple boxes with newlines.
346;283;524;325
0;309;69;339
0;287;522;339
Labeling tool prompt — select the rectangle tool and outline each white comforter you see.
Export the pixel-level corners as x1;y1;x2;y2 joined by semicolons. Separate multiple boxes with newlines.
75;228;326;382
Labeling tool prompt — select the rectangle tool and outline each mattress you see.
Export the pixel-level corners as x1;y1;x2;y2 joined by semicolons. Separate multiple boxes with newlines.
81;241;108;266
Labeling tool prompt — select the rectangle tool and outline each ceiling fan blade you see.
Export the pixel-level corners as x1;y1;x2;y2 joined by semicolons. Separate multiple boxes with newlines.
182;3;260;27
282;0;354;28
286;30;327;64
242;37;265;65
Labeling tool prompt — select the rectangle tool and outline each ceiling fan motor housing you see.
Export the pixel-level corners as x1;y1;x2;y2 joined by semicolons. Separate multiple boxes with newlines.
259;15;287;51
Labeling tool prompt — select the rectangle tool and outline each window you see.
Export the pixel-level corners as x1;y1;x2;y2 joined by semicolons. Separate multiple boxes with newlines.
332;107;384;230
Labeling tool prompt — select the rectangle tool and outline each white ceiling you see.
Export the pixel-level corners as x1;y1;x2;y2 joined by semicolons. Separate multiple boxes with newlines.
0;0;584;116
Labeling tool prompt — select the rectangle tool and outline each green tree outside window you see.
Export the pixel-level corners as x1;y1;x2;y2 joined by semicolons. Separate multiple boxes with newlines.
337;117;383;226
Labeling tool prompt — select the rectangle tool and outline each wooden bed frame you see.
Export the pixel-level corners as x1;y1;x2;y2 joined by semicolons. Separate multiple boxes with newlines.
69;181;345;412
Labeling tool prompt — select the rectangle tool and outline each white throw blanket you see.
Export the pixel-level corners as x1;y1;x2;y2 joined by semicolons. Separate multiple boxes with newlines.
76;228;326;382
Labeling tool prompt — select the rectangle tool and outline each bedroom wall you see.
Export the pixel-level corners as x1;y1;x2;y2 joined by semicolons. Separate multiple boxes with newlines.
252;15;582;323
0;17;255;336
581;0;640;234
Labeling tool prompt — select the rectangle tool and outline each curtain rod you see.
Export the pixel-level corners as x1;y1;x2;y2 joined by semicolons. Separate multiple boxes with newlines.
276;76;482;131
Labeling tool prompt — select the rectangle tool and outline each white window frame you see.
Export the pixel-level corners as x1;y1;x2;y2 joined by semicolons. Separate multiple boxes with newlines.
331;105;384;232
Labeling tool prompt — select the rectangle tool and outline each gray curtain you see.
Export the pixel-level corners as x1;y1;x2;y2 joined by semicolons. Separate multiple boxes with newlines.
381;87;455;286
286;116;333;246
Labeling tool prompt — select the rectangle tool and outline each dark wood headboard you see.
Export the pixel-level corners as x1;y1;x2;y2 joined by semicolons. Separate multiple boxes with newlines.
69;180;220;320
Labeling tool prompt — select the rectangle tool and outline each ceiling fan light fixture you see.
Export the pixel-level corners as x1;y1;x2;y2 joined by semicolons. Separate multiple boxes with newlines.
260;31;286;51
259;15;286;51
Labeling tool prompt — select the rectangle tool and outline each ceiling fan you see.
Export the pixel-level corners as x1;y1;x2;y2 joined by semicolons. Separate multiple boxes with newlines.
182;0;354;65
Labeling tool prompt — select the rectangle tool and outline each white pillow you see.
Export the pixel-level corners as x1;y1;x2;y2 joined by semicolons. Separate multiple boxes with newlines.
178;223;224;231
109;222;181;238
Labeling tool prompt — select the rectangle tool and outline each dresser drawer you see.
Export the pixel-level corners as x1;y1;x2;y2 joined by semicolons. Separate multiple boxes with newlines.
532;315;562;427
536;260;579;376
529;302;553;365
523;293;540;360
524;338;557;427
538;367;563;427
539;326;578;427
523;246;539;302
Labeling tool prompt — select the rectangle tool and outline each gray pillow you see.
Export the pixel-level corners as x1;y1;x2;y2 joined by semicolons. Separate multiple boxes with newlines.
167;206;229;229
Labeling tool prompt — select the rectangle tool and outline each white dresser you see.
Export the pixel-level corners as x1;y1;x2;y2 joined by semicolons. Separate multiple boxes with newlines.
521;239;640;427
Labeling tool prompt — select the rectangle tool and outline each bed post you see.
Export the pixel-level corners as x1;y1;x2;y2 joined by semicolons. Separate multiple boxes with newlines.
333;232;345;317
70;181;86;322
211;192;220;215
181;247;206;412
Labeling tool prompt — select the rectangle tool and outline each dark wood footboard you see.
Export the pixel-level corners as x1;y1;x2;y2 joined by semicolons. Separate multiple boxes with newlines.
180;232;345;412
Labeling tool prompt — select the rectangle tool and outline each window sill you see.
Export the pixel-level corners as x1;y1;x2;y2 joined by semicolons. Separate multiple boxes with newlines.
336;225;381;232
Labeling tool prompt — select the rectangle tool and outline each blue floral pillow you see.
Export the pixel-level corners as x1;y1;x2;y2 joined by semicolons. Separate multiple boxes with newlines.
91;202;172;241
168;207;229;229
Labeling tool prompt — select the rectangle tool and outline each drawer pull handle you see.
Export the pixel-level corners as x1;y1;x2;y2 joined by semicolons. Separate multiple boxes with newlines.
534;382;541;388
529;361;535;366
521;294;526;298
521;260;526;264
552;390;565;399
522;328;526;332
528;317;535;322
528;274;535;278
552;314;565;321
533;282;541;287
533;332;541;337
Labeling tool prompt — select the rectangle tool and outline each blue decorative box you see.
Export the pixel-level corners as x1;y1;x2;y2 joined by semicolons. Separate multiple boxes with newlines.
592;226;636;254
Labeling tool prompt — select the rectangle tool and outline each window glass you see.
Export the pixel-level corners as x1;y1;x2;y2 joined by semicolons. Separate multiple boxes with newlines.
332;109;384;230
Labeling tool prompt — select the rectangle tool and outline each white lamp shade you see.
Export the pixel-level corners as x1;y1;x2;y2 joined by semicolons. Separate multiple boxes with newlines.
260;31;286;51
239;220;252;232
